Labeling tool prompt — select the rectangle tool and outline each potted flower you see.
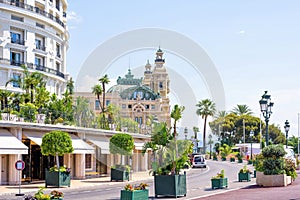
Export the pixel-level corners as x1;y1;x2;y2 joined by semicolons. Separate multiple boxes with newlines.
120;182;149;200
41;130;74;187
109;133;134;181
144;105;192;198
211;169;228;189
238;165;251;182
23;187;64;200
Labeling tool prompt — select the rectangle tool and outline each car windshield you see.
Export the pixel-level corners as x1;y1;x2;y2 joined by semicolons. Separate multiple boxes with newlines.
194;156;204;162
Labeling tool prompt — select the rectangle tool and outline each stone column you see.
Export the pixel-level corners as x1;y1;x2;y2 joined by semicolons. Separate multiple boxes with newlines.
143;152;148;171
107;154;113;175
74;154;85;179
132;150;138;172
8;154;18;185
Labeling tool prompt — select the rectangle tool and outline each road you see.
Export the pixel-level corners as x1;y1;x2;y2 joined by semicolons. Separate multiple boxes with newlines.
62;160;255;200
0;160;255;200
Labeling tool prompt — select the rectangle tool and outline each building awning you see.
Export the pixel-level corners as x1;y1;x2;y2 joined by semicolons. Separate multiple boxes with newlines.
0;129;28;154
23;131;94;154
85;136;110;154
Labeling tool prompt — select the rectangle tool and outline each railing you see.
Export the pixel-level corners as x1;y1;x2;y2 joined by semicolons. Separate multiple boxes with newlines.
35;45;46;51
155;58;165;62
0;58;65;79
11;38;25;45
0;0;65;28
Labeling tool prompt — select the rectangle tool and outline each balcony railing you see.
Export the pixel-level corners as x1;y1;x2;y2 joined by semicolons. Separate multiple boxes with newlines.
0;57;65;79
35;45;46;51
11;38;25;45
0;0;65;28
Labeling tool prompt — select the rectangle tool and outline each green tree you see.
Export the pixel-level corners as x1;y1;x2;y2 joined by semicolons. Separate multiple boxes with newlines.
288;136;299;154
98;74;110;113
171;104;185;139
196;99;216;153
193;126;199;140
231;104;253;116
91;84;103;111
109;133;134;164
41;130;74;169
73;96;95;127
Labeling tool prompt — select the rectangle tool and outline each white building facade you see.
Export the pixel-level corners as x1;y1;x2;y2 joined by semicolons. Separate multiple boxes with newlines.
0;0;69;96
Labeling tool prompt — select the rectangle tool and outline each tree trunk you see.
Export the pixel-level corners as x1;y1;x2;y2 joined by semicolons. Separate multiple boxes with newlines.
203;116;207;154
56;153;60;169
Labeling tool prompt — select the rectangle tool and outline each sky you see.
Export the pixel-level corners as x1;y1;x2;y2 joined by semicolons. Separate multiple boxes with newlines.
66;1;300;138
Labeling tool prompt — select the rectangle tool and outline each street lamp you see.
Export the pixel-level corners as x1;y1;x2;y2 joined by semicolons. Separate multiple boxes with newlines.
250;130;254;161
284;120;290;147
259;91;274;146
184;127;188;140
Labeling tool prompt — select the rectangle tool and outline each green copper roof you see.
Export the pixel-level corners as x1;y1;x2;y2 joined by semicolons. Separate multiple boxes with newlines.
116;69;143;85
120;85;160;100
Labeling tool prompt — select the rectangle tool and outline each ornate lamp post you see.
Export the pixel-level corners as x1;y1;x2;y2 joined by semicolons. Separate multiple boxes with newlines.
284;120;290;147
184;127;188;140
250;130;254;161
259;91;274;146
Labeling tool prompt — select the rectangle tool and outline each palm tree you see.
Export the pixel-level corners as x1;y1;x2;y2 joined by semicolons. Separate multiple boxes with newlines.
231;104;253;116
193;126;199;140
91;84;103;111
196;99;216;154
98;74;110;113
66;77;74;95
170;104;185;139
0;90;12;111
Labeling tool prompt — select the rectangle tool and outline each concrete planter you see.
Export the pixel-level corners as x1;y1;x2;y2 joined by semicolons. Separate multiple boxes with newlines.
256;172;292;187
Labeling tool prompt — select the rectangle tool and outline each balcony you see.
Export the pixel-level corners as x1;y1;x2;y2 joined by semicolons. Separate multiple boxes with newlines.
0;0;65;28
11;38;25;45
35;45;46;51
0;57;65;79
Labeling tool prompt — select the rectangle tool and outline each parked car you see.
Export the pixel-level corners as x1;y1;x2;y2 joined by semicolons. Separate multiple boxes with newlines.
192;155;207;168
284;148;296;166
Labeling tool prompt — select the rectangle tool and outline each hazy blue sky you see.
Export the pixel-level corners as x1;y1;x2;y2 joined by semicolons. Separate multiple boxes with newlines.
66;1;300;137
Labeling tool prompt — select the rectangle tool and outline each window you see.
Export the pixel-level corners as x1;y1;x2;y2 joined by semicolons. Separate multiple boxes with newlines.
35;56;43;67
159;82;163;89
10;32;24;45
122;104;126;109
36;23;45;29
35;38;45;51
56;43;61;58
106;100;110;106
10;51;22;65
146;105;150;109
56;0;60;10
95;100;100;110
12;73;21;88
151;105;155;110
11;15;23;22
56;62;60;72
85;154;92;169
128;104;132;109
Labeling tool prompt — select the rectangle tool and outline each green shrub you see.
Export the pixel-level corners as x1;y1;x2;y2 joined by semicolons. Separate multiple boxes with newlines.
261;145;286;175
284;158;297;180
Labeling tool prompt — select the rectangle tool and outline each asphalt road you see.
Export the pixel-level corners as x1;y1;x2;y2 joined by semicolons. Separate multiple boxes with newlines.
0;160;255;200
62;160;255;200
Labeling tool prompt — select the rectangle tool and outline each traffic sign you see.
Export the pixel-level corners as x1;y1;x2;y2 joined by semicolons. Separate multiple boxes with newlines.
15;160;25;171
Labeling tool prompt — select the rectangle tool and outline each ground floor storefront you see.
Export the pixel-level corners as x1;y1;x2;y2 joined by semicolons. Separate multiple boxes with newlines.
0;122;151;185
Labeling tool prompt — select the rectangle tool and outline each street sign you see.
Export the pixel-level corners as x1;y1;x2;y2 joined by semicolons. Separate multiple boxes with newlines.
15;160;25;171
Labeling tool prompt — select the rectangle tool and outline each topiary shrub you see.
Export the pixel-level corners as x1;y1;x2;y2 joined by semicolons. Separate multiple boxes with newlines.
110;133;134;166
261;145;286;175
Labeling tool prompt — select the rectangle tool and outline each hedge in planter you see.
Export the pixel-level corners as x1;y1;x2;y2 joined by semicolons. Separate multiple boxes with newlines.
41;130;73;187
211;169;228;189
109;133;134;182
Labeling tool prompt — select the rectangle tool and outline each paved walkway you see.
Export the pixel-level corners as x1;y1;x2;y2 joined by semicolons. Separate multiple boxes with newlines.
1;169;300;200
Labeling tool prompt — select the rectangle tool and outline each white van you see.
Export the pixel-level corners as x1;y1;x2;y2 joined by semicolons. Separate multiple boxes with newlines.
284;148;296;166
192;155;207;168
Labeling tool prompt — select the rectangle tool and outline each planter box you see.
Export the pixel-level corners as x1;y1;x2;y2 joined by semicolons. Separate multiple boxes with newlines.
213;157;218;161
238;159;243;163
238;172;251;182
221;157;226;161
111;168;129;181
230;158;235;162
120;189;148;200
154;172;186;198
45;170;70;188
256;172;292;187
211;178;228;189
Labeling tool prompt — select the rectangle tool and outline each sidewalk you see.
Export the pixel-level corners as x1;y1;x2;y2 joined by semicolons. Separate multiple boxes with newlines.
0;171;153;199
